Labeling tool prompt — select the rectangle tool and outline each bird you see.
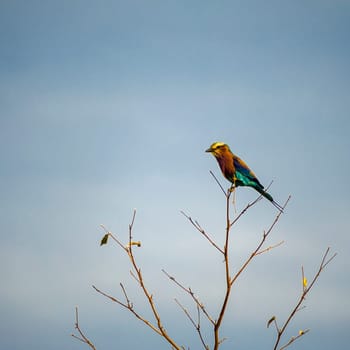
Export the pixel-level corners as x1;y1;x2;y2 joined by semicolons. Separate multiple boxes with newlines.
206;142;283;211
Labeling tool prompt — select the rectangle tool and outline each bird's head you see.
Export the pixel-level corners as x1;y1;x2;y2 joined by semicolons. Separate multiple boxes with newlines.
205;142;231;158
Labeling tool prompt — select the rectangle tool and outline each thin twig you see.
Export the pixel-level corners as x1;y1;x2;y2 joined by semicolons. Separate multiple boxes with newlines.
213;189;233;350
71;307;96;350
230;195;263;228
180;211;224;254
96;211;183;350
120;283;132;306
279;329;310;350
93;285;162;336
231;196;291;287
175;299;209;350
272;247;337;350
209;170;226;196
255;240;285;255
126;216;182;349
213;193;290;350
301;266;306;293
230;181;280;228
100;224;127;251
162;269;215;325
128;209;137;247
175;298;197;329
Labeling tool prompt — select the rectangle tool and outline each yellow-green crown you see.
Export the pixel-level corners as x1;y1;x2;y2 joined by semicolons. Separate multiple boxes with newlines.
206;142;230;153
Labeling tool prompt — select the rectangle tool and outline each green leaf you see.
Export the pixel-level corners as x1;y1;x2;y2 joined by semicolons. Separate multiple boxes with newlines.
100;234;109;246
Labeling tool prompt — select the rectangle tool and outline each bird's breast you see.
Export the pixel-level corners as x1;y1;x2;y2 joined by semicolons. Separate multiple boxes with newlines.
216;154;235;182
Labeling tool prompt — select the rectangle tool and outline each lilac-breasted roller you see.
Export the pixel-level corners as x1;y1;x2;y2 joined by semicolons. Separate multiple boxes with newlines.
206;142;283;211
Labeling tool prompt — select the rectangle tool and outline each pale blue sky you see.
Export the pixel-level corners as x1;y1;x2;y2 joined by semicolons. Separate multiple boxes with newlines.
1;1;349;349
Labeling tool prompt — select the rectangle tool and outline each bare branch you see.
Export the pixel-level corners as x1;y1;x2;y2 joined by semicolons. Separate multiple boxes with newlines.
130;269;141;284
213;192;290;350
213;190;233;350
301;266;306;293
256;240;285;255
175;299;209;350
96;212;183;350
271;248;337;350
209;170;226;196
71;307;96;350
92;285;162;336
229;181;277;228
75;165;332;350
162;269;215;325
120;283;132;307
100;224;127;251
230;196;290;288
279;329;310;350
230;195;263;227
128;209;137;247
319;247;337;271
180;211;224;254
175;298;197;329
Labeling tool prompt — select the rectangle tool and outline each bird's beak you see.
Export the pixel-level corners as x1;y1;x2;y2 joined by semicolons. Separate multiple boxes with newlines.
205;147;212;153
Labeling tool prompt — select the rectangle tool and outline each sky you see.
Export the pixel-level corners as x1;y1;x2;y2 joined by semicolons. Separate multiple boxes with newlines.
1;1;349;349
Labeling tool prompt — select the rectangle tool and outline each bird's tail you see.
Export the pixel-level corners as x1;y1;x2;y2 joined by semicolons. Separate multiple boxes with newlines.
256;187;284;212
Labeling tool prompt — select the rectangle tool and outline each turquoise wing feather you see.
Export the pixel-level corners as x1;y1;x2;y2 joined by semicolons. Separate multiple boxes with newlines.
233;155;264;189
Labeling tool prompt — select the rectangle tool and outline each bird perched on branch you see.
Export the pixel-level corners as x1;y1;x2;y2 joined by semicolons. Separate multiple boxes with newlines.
206;142;283;211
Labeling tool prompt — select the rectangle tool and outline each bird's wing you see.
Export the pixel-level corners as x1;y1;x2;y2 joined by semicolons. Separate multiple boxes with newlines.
233;155;264;188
